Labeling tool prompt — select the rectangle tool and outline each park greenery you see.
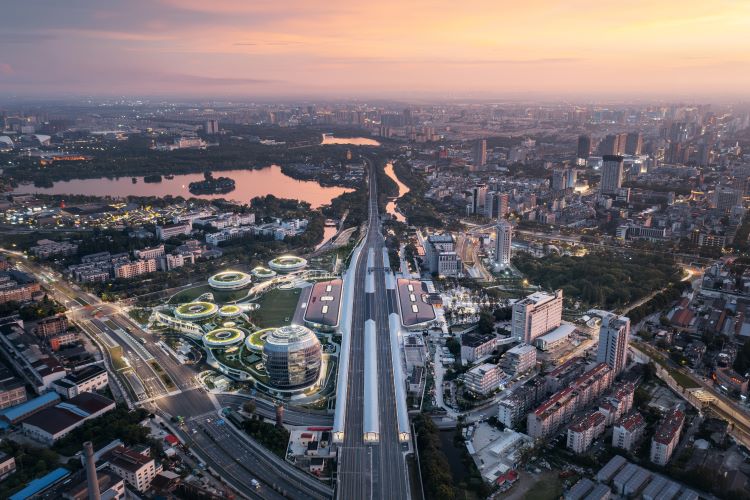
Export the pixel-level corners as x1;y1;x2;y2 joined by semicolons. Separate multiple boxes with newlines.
53;406;151;456
513;251;681;310
239;415;290;458
0;294;65;320
0;440;62;499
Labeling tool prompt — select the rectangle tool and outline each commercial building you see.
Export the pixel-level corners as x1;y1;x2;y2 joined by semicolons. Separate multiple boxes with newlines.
155;222;192;241
600;155;624;195
0;320;67;393
104;445;162;493
464;363;503;395
54;468;125;500
715;187;742;212
500;344;537;375
22;392;115;444
534;323;575;351
461;332;497;363
597;314;630;375
577;135;591;159
52;364;108;399
424;234;459;277
511;290;563;343
613;412;646;452
304;279;343;332
262;325;322;390
624;132;643;155
650;407;685;466
494;219;512;268
567;410;606;454
133;245;165;260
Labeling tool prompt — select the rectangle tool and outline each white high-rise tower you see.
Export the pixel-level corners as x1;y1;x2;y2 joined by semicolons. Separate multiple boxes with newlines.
597;314;630;375
495;219;512;268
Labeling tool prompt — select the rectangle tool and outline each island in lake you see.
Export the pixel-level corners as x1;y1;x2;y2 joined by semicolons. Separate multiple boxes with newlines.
189;171;236;195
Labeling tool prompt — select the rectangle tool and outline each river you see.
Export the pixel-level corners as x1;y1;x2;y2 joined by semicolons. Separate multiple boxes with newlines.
384;162;409;222
320;134;381;146
13;165;353;208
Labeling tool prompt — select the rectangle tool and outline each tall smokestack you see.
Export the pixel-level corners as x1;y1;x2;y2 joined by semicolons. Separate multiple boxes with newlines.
275;402;284;428
84;441;101;500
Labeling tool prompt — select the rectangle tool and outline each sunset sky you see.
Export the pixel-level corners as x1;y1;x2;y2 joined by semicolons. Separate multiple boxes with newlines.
2;0;749;99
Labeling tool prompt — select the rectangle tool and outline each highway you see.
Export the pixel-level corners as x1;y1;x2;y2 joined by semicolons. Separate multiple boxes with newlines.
4;251;334;499
337;159;410;499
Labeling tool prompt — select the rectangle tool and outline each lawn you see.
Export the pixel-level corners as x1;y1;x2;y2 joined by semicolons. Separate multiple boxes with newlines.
251;287;302;328
523;475;563;500
168;283;250;304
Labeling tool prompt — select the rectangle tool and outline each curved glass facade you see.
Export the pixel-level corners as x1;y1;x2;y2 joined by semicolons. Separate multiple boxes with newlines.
262;325;322;390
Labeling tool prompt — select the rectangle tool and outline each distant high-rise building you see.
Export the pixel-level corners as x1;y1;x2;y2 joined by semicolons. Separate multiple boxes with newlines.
552;168;568;192
495;219;512;268
403;108;413;126
598;133;627;156
577;135;591;159
600;155;624;195
204;119;219;135
473;139;487;167
470;184;488;215
597;314;630;375
624;132;642;155
714;187;741;212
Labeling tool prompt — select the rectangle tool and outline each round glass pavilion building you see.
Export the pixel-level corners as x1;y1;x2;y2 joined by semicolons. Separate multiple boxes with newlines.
262;325;322;390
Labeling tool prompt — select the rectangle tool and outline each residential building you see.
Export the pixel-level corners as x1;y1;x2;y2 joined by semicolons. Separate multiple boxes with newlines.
104;445;161;493
34;315;68;338
527;363;612;439
0;451;16;480
113;259;157;279
597;314;630;375
498;380;547;429
0;270;42;304
464;363;503;395
715;187;741;212
650;408;685;466
613;412;646;452
500;343;537;375
52;365;108;399
600;155;624;195
567;410;606;454
461;332;497;363
29;239;78;259
511;290;563;343
494;219;512;268
49;331;78;351
473;139;487;167
0;369;26;409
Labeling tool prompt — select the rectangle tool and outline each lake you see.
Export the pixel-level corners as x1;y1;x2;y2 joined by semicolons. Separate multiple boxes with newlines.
384;162;409;222
320;134;381;146
13;165;353;208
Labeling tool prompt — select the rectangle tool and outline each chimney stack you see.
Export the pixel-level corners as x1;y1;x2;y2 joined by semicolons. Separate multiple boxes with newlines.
83;441;101;500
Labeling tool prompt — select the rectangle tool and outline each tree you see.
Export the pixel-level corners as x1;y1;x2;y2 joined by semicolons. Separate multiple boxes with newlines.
243;400;257;415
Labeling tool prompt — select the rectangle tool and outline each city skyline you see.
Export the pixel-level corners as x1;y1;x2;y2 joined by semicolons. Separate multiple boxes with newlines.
2;0;750;99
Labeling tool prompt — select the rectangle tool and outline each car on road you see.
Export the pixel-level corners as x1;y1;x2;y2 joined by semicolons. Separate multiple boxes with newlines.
250;479;260;490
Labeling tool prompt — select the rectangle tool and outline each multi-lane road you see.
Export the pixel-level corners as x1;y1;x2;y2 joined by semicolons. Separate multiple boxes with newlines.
338;160;410;499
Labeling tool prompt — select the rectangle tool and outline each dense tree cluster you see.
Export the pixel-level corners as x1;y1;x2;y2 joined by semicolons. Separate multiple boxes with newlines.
413;414;455;499
513;251;681;309
53;407;151;456
240;416;290;457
